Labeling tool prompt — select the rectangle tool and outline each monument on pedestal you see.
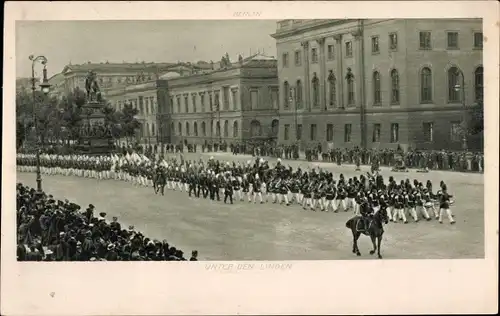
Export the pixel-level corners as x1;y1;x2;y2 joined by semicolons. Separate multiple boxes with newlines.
74;70;115;155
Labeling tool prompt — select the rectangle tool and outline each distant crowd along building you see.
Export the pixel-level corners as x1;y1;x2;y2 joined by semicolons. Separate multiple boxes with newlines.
271;19;483;151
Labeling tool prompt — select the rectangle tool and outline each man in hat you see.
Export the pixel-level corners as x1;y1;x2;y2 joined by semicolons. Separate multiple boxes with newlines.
190;250;198;261
85;204;95;223
110;216;121;232
43;249;55;261
105;243;119;261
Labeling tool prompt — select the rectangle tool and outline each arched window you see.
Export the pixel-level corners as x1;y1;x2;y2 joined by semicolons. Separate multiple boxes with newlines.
185;122;190;136
216;121;221;137
250;120;262;137
223;120;229;137
145;122;150;137
448;67;461;103
283;81;290;108
474;66;484;102
178;122;182;136
327;72;336;108
233;121;239;138
170;122;174;134
201;121;206;136
391;69;400;104
296;80;303;109
420;67;432;103
373;71;381;105
271;119;279;137
152;123;156;136
312;75;319;107
194;122;198;136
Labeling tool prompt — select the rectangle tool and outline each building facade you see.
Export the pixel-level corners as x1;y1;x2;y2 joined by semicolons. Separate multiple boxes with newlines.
106;81;159;144
47;73;66;100
156;54;280;146
271;19;483;151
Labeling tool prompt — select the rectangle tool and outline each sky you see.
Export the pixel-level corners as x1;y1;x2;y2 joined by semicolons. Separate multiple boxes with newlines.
16;20;278;78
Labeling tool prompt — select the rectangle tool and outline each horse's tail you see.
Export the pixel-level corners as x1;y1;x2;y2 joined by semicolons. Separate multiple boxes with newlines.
346;218;354;229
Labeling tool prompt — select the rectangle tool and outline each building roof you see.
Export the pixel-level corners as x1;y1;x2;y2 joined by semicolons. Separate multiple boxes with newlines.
242;53;276;62
48;73;65;85
61;61;213;75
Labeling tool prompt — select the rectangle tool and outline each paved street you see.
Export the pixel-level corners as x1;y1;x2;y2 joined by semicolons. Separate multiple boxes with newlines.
17;154;484;260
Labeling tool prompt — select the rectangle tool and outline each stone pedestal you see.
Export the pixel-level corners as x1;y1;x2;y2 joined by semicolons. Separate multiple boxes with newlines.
75;101;115;155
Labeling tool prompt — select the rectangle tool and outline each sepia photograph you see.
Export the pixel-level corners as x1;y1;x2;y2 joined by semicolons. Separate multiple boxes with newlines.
14;18;485;261
2;1;498;315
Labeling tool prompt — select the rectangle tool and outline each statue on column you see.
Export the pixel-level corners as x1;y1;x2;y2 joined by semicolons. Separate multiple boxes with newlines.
85;70;102;103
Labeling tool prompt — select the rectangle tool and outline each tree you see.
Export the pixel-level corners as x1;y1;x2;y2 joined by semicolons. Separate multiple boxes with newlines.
59;88;86;144
16;88;59;147
119;102;141;144
102;103;123;139
16;121;26;149
467;99;484;135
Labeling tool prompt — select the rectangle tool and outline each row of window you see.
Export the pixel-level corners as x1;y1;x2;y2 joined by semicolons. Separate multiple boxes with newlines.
169;87;238;114
172;120;240;138
139;121;157;138
282;31;483;68
282;123;398;143
116;96;157;115
282;121;457;143
283;65;483;108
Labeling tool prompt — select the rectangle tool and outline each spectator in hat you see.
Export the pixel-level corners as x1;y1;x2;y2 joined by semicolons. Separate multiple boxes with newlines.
190;250;198;261
105;243;118;261
44;249;55;262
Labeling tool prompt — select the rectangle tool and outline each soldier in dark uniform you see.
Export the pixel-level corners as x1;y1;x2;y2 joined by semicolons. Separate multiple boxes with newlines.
301;179;312;210
438;189;455;224
188;172;197;198
393;188;407;223
223;175;234;204
358;201;374;232
324;180;336;212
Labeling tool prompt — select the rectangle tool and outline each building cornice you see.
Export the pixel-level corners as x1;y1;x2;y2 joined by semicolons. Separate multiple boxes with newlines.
271;19;356;40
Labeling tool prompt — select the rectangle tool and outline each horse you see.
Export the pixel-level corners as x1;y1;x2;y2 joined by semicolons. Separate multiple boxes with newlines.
345;206;389;259
153;169;166;195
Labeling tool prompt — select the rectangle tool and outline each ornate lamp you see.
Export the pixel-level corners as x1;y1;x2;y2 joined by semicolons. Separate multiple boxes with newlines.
39;65;52;95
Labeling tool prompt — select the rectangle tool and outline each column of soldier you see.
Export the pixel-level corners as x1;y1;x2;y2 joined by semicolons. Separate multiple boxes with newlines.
16;152;456;224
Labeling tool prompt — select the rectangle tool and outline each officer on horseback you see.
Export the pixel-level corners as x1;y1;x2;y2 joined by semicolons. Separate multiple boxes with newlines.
358;200;374;233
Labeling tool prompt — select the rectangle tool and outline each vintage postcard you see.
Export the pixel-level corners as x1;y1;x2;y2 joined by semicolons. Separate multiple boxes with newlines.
2;1;498;315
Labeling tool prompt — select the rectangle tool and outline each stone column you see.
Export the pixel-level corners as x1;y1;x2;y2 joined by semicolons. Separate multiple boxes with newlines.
351;27;367;148
316;37;327;111
351;29;363;108
333;34;344;108
301;41;311;112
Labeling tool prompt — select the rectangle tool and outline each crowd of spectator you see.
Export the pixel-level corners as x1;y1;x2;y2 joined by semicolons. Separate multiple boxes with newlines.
223;143;484;173
17;183;198;261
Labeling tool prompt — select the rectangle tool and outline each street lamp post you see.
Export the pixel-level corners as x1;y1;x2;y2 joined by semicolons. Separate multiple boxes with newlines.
29;55;51;194
454;70;467;151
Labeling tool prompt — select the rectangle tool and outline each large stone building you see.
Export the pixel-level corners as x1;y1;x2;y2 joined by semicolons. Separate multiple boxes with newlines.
271;19;483;151
156;54;280;145
47;73;66;100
